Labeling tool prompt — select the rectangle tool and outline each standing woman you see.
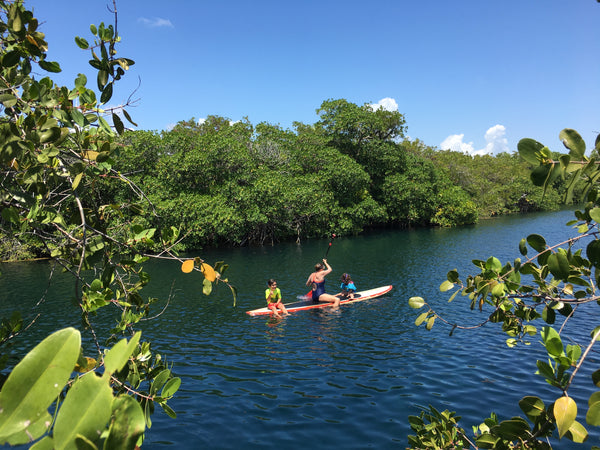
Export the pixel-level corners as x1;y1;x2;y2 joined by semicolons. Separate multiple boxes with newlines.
306;259;340;307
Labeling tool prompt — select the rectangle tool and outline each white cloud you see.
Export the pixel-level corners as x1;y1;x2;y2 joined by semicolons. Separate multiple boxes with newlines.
138;17;173;28
483;124;509;154
369;97;398;112
440;124;509;156
440;134;476;154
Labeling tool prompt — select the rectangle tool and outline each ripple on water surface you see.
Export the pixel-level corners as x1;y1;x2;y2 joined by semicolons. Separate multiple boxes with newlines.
2;209;594;449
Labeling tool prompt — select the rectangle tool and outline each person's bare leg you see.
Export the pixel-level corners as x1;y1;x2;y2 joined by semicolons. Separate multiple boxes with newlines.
319;293;340;307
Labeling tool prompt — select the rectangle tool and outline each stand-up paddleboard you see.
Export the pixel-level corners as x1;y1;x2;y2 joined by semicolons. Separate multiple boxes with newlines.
246;285;393;316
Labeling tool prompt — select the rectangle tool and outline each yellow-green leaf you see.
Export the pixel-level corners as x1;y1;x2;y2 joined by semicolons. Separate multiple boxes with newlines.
0;328;81;441
103;332;141;375
415;312;428;326
72;171;83;190
586;399;600;426
554;396;577;438
439;280;454;292
408;297;425;309
53;372;113;449
202;278;212;295
565;420;588;444
426;316;435;331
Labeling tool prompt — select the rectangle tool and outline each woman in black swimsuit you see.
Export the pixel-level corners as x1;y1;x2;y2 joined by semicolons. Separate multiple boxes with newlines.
306;259;340;307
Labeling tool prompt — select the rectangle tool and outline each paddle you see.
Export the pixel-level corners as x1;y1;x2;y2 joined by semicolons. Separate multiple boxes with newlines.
299;233;336;300
324;233;336;258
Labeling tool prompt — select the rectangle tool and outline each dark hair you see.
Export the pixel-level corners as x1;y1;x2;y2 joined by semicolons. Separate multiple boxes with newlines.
315;263;324;271
267;279;277;286
341;273;351;283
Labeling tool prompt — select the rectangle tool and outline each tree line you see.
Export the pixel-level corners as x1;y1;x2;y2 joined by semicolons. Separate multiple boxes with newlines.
86;99;563;253
1;93;567;259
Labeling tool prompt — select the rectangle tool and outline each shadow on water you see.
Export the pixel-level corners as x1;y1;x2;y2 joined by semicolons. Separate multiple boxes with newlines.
0;208;594;448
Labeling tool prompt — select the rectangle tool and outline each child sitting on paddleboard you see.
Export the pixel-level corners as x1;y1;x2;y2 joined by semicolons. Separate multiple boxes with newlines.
265;279;289;318
339;273;357;299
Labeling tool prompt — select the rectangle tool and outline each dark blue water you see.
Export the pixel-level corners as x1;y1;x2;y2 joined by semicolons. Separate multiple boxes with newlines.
1;208;598;448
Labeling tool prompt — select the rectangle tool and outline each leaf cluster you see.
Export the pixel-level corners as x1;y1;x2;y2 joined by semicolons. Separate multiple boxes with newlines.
408;129;600;448
0;1;233;448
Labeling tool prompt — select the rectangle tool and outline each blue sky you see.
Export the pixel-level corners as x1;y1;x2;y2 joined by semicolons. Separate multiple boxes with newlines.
26;0;600;156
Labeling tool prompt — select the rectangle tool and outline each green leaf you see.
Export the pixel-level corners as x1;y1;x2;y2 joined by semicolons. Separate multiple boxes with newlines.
29;436;53;450
161;377;181;398
485;256;502;272
589;207;600;224
548;252;570;281
495;418;530;440
519;396;545;420
53;372;113;449
74;36;89;49
160;402;177;419
566;344;581;364
536;360;555;379
554;396;577;438
103;331;141;374
70;108;86;128
587;239;600;268
587;400;600;426
98;116;112;134
74;73;87;88
527;234;547;253
112;113;124;135
0;328;81;441
446;269;459;283
408;297;425;309
518;238;527;256
150;369;170;396
104;396;145;450
122;108;138;127
542;306;556;324
38;59;61;73
541;326;563;357
2;50;20;67
0;93;17;108
518;138;545;165
97;69;108;90
4;411;52;446
100;82;113;104
559;128;586;160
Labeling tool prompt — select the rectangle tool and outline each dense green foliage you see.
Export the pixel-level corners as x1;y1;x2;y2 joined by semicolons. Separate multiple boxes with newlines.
408;129;600;449
0;1;233;447
91;99;564;252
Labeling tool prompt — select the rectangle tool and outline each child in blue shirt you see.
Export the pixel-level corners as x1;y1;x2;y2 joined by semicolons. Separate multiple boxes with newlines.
340;273;357;299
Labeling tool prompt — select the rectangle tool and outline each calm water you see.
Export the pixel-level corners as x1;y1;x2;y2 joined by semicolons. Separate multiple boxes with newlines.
1;208;598;449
